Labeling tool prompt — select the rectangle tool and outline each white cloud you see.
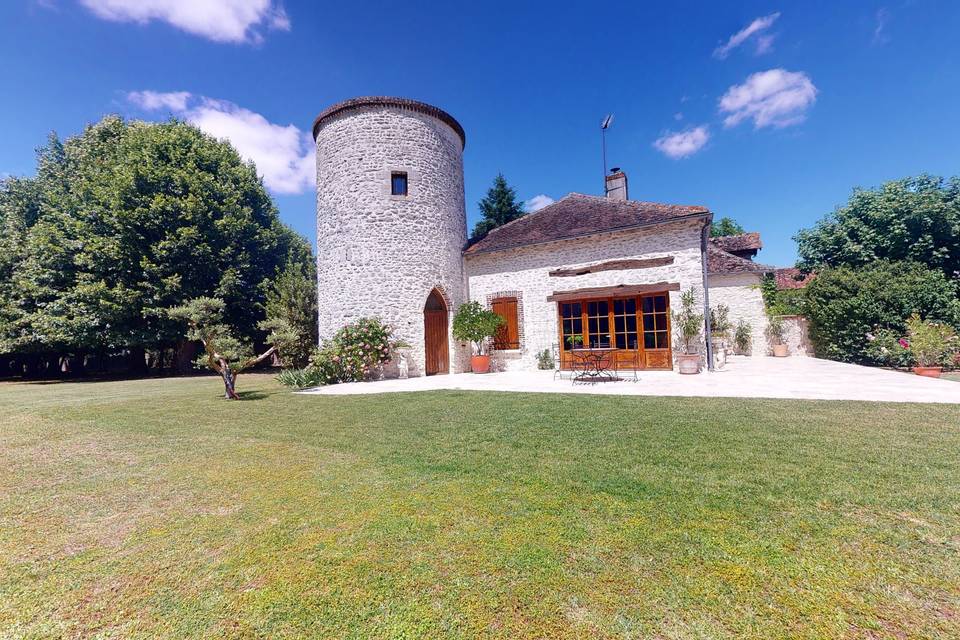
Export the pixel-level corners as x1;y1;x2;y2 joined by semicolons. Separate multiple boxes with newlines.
673;112;684;121
653;126;710;159
718;68;817;129
126;90;313;194
127;90;191;112
713;12;780;59
873;8;890;45
78;0;290;44
525;194;554;212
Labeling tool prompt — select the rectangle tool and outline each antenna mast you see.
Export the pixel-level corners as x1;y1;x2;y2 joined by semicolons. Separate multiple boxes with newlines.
600;114;613;187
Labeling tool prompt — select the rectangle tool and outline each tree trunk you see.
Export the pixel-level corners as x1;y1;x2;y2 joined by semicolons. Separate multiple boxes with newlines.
127;346;148;376
221;364;240;400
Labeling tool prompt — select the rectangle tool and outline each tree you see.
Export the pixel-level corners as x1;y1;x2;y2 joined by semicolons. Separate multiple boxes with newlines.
169;297;299;399
803;261;960;363
795;175;960;280
710;217;745;238
452;301;504;355
470;173;526;241
262;260;318;368
0;116;311;368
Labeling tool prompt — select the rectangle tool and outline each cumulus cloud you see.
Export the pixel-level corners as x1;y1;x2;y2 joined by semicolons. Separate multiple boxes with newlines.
653;126;710;159
718;68;817;129
126;90;313;194
127;90;191;112
713;12;780;59
78;0;290;44
525;194;554;212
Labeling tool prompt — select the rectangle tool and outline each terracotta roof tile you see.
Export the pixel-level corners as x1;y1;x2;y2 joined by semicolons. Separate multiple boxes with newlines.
707;246;775;275
774;267;816;290
464;193;710;255
709;232;762;253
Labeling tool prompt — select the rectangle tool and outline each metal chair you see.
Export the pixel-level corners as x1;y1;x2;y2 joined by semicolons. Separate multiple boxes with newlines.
551;344;567;380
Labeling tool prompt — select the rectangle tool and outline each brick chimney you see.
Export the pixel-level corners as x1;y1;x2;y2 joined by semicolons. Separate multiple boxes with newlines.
605;168;628;201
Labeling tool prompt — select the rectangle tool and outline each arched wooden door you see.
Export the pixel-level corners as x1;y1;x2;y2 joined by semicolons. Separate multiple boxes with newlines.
423;289;449;375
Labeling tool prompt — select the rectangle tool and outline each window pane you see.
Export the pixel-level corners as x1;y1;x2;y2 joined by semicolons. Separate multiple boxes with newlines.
642;297;654;313
562;302;581;319
614;315;626;334
625;315;637;333
644;332;656;349
614;299;624;315
656;331;668;348
643;314;656;331
655;295;667;312
615;333;627;349
391;172;408;196
587;300;608;316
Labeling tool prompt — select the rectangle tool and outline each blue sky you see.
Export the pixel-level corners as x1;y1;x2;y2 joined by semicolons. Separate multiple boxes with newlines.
2;1;959;266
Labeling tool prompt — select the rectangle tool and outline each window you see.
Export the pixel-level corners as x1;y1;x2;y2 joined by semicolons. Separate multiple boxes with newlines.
613;297;638;349
642;294;669;349
586;300;610;348
560;302;583;349
391;172;408;196
491;297;520;349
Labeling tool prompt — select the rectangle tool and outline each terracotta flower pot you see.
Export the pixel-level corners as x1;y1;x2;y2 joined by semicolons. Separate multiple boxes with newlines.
677;353;701;374
913;366;943;378
772;344;789;357
471;354;491;374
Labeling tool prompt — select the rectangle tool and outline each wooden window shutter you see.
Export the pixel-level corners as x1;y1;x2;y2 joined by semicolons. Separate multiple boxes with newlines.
492;298;519;349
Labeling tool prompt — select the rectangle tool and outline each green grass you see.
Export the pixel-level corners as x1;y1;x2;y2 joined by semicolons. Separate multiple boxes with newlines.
1;374;958;639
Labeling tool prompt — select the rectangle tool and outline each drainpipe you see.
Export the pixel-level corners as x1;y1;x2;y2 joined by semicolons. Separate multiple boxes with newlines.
700;222;714;371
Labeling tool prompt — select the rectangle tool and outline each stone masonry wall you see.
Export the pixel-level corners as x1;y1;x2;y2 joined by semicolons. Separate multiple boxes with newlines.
315;105;468;376
706;273;770;356
464;219;708;371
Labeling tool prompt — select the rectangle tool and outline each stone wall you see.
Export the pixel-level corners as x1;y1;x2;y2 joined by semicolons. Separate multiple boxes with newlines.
464;219;708;371
706;272;769;356
779;315;812;356
315;104;469;376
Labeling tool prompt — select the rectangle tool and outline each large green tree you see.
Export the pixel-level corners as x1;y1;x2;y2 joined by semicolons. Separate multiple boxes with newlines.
795;175;960;280
470;173;526;241
710;217;745;238
0;116;311;367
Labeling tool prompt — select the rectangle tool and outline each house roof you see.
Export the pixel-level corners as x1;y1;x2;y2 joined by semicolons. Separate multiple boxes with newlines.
774;267;816;290
707;245;775;275
312;96;466;148
464;193;711;255
710;232;762;254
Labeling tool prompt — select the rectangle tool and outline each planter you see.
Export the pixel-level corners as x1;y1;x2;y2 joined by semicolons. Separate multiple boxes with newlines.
913;366;943;378
772;344;789;357
470;354;491;374
677;353;701;375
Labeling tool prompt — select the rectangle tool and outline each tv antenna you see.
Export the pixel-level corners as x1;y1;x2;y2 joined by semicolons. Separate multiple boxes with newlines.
600;114;614;181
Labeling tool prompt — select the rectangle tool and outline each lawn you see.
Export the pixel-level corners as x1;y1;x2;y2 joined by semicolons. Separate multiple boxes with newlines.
1;375;958;639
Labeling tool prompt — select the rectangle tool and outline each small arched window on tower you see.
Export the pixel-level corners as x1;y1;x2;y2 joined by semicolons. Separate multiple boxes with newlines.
391;171;408;196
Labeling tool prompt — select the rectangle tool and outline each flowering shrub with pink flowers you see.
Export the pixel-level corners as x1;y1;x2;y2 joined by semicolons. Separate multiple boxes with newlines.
866;314;959;368
278;317;403;388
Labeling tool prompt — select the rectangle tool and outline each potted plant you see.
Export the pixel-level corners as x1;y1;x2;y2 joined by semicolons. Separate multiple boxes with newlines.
672;289;704;374
734;320;752;355
709;304;732;369
768;315;788;357
903;313;958;378
565;334;584;349
452;301;504;373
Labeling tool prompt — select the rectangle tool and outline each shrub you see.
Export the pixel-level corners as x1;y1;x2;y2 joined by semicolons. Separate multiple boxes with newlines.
536;348;554;370
452;301;504;355
710;304;732;337
760;274;807;316
734;320;752;354
767;315;786;346
803;260;960;363
276;367;325;389
672;289;703;354
287;317;400;386
904;314;959;367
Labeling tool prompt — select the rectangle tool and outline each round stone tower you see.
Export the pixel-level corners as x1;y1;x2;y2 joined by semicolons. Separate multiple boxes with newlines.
312;97;468;377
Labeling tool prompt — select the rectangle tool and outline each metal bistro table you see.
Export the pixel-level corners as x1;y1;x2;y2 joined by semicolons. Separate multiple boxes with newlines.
570;348;620;383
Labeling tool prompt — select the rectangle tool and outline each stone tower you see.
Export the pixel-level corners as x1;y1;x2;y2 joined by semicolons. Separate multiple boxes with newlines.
312;97;468;376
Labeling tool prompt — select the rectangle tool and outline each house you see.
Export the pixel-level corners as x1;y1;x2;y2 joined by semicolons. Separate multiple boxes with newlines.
313;96;777;376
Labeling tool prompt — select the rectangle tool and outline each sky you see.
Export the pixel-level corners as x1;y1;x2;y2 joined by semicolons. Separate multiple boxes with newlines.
2;1;959;267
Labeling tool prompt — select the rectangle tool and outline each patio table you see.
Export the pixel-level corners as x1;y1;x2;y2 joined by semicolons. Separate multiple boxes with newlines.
570;348;620;383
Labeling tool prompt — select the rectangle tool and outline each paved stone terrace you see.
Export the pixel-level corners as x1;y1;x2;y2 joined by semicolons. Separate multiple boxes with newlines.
299;356;960;404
